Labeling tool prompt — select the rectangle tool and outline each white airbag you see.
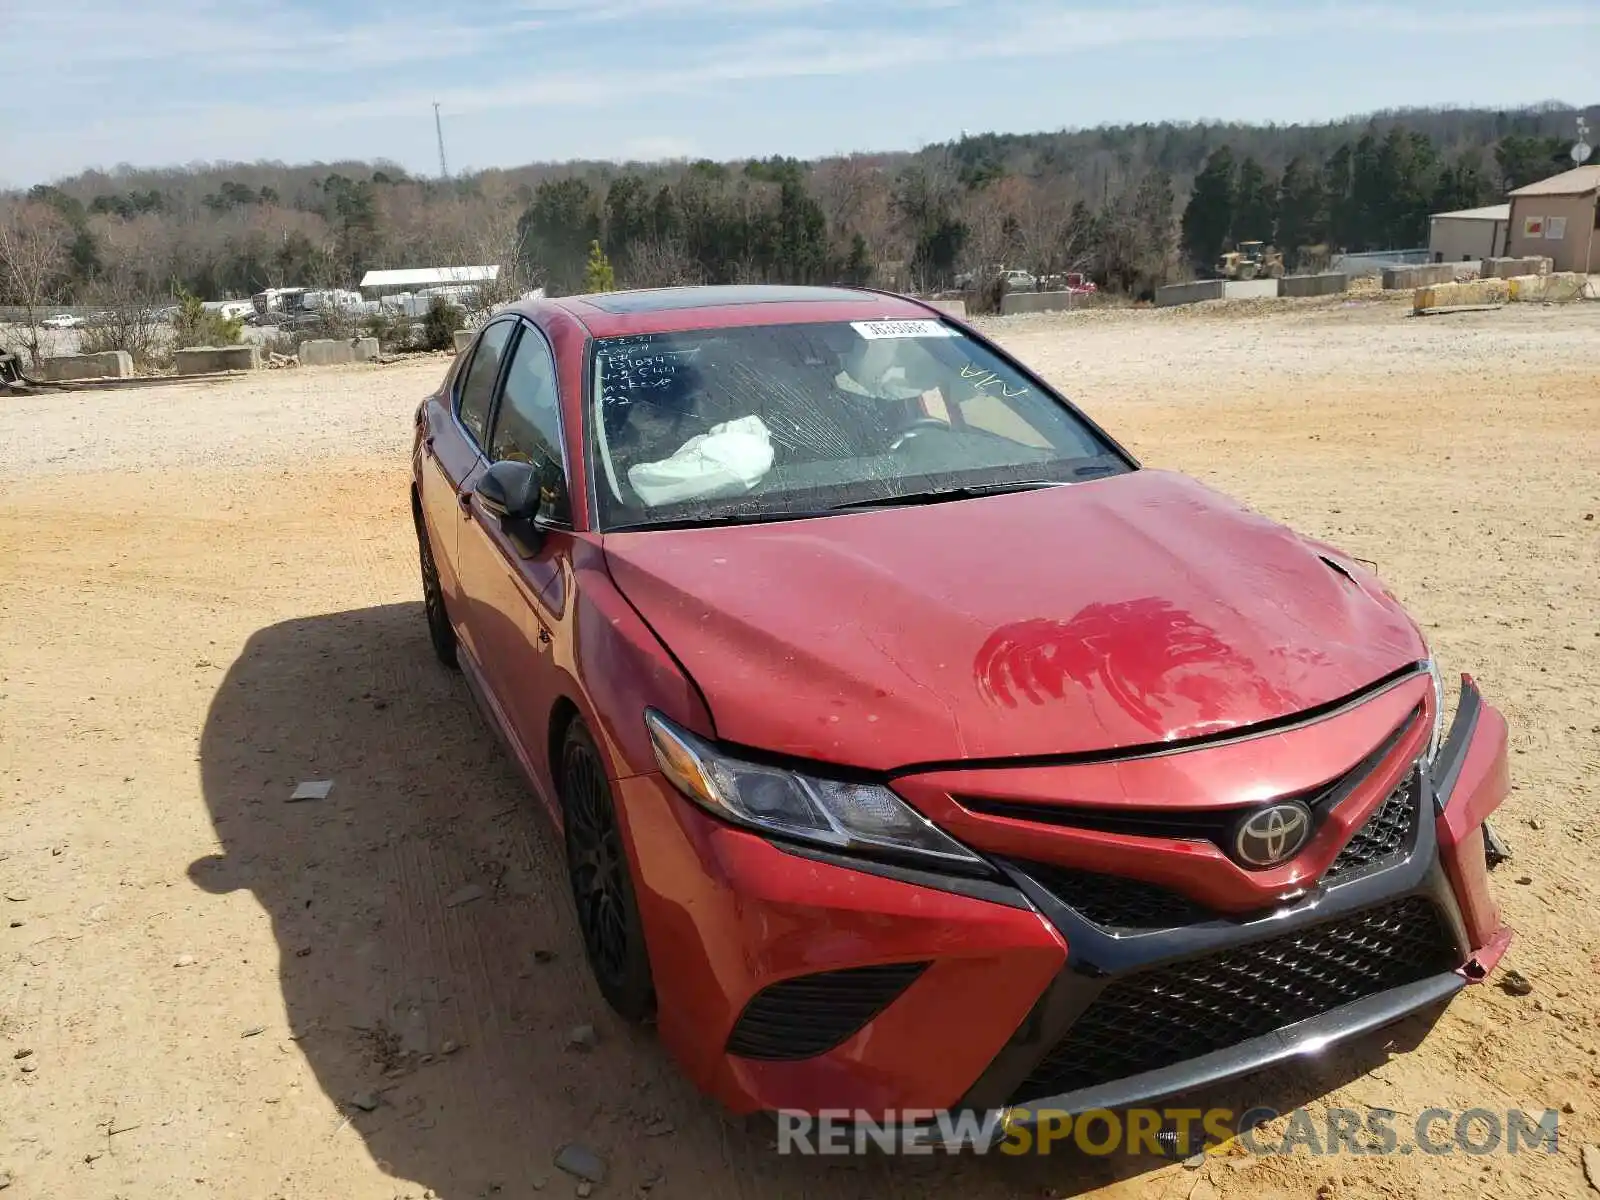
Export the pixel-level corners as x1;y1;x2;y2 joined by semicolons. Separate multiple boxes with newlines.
627;415;775;507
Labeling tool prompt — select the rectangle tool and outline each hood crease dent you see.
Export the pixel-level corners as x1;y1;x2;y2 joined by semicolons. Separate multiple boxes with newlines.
603;469;1424;772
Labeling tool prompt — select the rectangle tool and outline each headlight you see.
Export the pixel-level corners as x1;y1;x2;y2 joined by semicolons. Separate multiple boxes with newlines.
1423;657;1447;764
645;709;989;875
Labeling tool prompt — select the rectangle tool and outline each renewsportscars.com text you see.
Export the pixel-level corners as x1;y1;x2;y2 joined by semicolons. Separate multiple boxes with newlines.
775;1106;1561;1157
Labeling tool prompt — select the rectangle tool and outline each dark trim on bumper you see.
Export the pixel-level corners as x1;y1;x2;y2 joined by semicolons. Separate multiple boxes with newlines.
772;841;1036;911
1429;675;1482;810
991;970;1464;1124
996;764;1449;978
883;662;1429;778
958;767;1472;1112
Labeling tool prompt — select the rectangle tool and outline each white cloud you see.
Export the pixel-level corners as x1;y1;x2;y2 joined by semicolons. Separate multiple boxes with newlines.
5;0;1597;181
151;1;1596;127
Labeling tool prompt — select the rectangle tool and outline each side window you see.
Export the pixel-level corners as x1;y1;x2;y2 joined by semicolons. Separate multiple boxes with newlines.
457;321;515;447
489;325;570;524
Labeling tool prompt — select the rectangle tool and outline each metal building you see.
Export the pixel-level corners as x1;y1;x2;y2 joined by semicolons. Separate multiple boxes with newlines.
1506;166;1600;274
1427;204;1510;263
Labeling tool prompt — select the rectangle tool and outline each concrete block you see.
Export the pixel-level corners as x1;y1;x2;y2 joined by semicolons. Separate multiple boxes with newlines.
998;291;1092;316
1505;275;1545;302
298;337;380;367
1222;279;1280;301
1385;264;1453;289
923;298;968;319
1278;272;1350;298
1481;256;1552;279
453;329;477;354
1507;272;1586;303
1382;263;1456;290
1413;279;1510;312
36;350;133;381
1542;272;1587;303
1155;280;1225;307
173;345;259;375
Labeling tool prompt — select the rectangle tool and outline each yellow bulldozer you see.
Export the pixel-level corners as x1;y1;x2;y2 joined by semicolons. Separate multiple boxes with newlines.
1215;241;1285;280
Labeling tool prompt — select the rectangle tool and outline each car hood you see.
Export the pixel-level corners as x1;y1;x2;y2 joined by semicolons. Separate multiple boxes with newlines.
602;469;1426;772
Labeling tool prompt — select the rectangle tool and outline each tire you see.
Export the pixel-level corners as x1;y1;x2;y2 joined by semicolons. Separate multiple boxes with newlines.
1482;819;1510;869
413;503;459;670
560;721;655;1022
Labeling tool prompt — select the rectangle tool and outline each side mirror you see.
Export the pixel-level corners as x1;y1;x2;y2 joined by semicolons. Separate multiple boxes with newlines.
475;459;541;522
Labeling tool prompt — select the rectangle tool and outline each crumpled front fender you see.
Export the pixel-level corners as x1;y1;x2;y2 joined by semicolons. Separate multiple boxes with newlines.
1430;674;1513;978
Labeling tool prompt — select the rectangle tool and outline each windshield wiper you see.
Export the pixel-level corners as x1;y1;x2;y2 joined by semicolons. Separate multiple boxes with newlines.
606;468;1120;531
829;479;1070;511
606;509;837;532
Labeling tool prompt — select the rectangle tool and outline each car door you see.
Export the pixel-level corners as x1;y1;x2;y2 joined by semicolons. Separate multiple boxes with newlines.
420;318;517;664
454;319;576;796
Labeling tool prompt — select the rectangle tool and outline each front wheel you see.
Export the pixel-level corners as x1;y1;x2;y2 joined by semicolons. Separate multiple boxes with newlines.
413;503;458;670
561;721;655;1022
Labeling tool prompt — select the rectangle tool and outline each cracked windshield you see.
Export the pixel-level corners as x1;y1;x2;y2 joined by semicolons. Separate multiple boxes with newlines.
591;319;1123;527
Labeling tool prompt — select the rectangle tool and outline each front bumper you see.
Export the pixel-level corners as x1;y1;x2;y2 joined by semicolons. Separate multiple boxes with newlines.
613;678;1511;1118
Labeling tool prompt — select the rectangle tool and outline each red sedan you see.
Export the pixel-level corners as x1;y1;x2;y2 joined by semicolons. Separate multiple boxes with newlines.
410;285;1512;1125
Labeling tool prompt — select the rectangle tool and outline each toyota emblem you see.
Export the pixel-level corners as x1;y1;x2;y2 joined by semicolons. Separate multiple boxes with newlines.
1231;801;1314;868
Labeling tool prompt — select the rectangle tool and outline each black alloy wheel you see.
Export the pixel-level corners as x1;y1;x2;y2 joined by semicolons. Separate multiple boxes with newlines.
413;502;459;669
561;721;655;1021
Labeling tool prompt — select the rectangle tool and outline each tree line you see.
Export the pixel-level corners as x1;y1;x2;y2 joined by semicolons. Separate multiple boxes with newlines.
1178;128;1574;272
1;104;1589;315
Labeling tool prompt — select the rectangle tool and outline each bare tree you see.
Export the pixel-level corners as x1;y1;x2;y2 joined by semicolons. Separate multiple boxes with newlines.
1013;179;1073;277
959;175;1031;277
79;215;171;368
959;193;1010;279
811;156;879;233
625;236;701;288
0;201;72;369
89;211;173;295
80;275;170;369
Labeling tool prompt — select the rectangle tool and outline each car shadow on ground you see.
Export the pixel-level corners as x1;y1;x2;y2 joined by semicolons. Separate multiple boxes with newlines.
190;603;1452;1200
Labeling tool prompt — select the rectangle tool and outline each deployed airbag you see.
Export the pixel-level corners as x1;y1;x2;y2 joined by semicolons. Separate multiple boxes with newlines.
628;415;775;507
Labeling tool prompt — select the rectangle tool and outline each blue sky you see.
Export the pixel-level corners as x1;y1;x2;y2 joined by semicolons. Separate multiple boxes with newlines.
5;0;1596;187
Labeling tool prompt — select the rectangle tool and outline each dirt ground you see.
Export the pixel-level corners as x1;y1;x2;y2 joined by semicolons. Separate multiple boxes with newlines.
2;298;1598;1200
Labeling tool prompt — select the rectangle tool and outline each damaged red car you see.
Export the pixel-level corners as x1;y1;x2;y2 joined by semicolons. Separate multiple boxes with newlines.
411;285;1512;1126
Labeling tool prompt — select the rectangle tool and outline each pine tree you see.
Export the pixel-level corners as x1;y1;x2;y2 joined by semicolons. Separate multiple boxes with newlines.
1232;156;1278;245
1180;147;1236;270
1432;151;1491;216
584;240;616;293
1275;156;1327;259
1494;134;1571;192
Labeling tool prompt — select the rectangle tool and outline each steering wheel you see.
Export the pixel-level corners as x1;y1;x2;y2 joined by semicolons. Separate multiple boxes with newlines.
889;418;950;452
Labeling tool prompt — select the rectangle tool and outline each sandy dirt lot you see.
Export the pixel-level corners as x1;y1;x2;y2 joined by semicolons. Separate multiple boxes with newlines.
2;299;1598;1200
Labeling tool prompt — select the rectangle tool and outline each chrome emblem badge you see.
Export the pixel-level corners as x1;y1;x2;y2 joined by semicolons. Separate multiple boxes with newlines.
1232;801;1314;868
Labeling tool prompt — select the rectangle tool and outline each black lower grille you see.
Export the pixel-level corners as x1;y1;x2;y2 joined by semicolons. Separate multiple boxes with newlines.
1015;861;1209;930
724;962;929;1061
1325;774;1418;882
1010;896;1456;1102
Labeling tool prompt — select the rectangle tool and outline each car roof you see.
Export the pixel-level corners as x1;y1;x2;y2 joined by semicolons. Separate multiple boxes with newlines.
519;284;941;338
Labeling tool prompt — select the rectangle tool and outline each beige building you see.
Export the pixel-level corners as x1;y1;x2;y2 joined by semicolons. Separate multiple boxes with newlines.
1506;165;1600;274
1428;204;1510;262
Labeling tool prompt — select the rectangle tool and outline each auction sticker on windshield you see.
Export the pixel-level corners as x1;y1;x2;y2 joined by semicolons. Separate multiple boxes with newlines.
851;320;957;339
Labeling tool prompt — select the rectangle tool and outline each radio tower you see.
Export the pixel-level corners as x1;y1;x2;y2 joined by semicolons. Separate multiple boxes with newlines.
434;102;450;180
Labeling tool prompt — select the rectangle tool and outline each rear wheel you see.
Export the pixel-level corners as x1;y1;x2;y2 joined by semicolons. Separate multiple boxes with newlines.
413;503;458;670
561;721;655;1022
